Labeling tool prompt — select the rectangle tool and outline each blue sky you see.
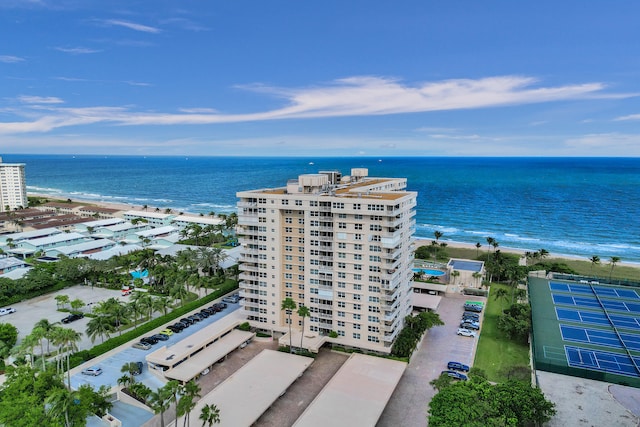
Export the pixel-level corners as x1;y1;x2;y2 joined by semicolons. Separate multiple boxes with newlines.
1;1;639;156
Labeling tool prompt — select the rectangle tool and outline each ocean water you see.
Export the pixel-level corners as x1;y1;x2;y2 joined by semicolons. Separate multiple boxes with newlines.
4;155;640;263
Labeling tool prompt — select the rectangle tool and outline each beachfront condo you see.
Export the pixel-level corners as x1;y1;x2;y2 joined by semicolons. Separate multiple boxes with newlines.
0;157;28;213
236;168;417;353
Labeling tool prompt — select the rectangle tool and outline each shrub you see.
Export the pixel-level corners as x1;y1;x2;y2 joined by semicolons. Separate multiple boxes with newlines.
237;322;251;331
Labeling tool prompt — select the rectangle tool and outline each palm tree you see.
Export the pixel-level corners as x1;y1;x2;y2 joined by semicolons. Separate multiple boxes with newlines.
30;326;48;370
86;315;115;343
281;297;297;353
153;296;172;316
51;326;82;387
297;305;310;350
494;288;509;310
170;283;189;306
199;403;221;426
590;255;601;274
450;270;460;286
45;388;74;427
178;380;201;427
148;386;172;427
472;272;483;288
142;204;148;211
121;362;141;385
165;380;181;426
609;256;621;280
34;319;54;355
537;248;549;261
475;242;481;258
433;230;443;242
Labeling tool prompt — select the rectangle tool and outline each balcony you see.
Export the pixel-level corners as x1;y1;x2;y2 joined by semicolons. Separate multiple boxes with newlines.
240;282;261;291
237;214;260;225
237;201;258;208
240;300;261;309
239;264;259;273
381;234;402;249
383;327;401;343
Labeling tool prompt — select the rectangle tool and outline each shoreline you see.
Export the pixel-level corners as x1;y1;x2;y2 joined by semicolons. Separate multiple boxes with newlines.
29;192;640;268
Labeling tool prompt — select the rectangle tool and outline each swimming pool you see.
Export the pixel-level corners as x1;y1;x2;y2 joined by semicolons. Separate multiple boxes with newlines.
413;268;446;277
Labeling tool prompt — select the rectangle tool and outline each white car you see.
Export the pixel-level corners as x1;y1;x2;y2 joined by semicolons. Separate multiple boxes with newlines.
0;307;16;316
457;328;477;337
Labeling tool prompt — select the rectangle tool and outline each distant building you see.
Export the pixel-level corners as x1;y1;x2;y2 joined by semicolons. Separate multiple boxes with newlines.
237;168;417;354
0;157;28;212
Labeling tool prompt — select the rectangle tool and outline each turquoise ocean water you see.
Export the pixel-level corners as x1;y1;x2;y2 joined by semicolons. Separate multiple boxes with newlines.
4;155;639;263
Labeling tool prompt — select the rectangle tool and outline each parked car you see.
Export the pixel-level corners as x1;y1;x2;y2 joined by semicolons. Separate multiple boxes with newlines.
132;361;144;376
198;310;210;318
180;317;194;325
462;311;480;320
464;304;483;313
222;294;240;304
441;370;468;381
61;313;84;324
187;315;201;323
168;324;184;333
132;341;152;350
201;307;216;315
460;321;480;330
0;307;16;316
218;302;228;309
447;361;470;372
81;366;103;376
151;333;169;341
160;328;174;336
140;336;159;345
457;328;477;337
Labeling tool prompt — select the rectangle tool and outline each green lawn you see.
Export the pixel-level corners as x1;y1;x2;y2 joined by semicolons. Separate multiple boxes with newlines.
474;283;530;382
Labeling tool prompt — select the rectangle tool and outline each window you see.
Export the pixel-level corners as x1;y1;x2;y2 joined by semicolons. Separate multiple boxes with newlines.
338;222;347;229
353;294;361;301
337;321;345;327
353;314;361;320
285;217;293;223
353;203;361;210
354;254;362;260
353;303;361;310
337;292;346;298
368;296;379;303
353;284;362;290
353;333;361;339
354;244;363;250
354;223;362;230
368;316;379;323
338;242;347;249
368;325;379;332
354;274;362;280
338;311;345;317
368;336;379;343
337;301;346;308
354;234;362;240
369;255;381;262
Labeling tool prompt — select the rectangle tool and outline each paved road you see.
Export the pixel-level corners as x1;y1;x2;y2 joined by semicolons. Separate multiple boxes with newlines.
378;293;484;427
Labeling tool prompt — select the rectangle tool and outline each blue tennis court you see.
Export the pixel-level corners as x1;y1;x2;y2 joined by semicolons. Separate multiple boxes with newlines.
556;307;640;330
550;282;640;300
565;346;640;378
560;324;640;351
552;294;640;313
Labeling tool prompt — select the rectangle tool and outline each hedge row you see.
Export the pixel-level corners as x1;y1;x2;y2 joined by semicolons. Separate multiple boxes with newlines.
69;280;238;368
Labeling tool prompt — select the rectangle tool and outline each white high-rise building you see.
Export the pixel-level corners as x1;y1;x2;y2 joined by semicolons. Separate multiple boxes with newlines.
236;168;417;353
0;157;28;212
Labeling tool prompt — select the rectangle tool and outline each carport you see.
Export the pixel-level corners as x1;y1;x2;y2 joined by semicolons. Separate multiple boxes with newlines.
192;349;313;427
293;353;406;427
411;292;442;311
164;330;255;384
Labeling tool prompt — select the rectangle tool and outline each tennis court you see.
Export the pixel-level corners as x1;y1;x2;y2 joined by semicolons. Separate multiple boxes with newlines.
556;307;640;330
565;346;640;377
530;276;640;386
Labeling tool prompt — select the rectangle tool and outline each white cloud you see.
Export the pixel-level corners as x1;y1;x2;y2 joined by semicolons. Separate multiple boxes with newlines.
0;55;25;63
614;113;640;121
564;133;640;150
0;75;632;134
103;19;161;33
55;47;101;54
17;95;64;104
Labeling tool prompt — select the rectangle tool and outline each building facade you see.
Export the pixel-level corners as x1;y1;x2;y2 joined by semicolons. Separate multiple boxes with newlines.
0;157;28;212
236;168;417;353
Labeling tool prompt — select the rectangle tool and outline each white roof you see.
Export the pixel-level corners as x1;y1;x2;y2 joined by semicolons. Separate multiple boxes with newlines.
170;215;223;226
0;257;28;270
21;232;87;247
1;267;31;279
193;350;314;427
123;210;174;220
85;244;143;260
164;330;255;383
101;222;146;232
136;225;177;238
76;218;125;228
146;311;244;367
411;293;442;310
293;353;406;427
0;227;61;243
48;239;116;256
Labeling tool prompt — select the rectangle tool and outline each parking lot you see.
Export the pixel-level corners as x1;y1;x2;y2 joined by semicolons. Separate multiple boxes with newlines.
378;293;484;427
2;284;125;352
